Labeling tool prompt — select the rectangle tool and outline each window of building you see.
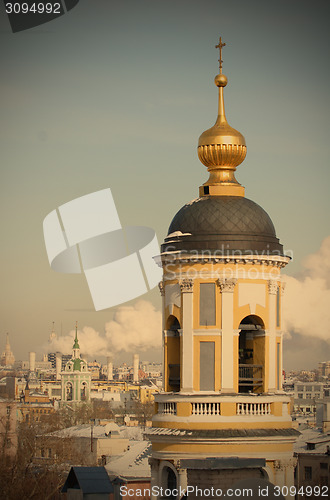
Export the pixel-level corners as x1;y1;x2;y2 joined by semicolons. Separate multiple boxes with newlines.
306;394;311;399
320;476;328;486
320;463;328;470
298;394;303;399
200;342;215;391
199;283;216;326
297;385;304;391
81;382;87;401
304;467;312;480
66;382;73;401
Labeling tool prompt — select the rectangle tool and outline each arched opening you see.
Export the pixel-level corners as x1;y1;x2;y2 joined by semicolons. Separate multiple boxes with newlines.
81;382;87;401
66;382;73;401
238;315;265;394
166;315;180;331
166;316;181;392
161;464;178;499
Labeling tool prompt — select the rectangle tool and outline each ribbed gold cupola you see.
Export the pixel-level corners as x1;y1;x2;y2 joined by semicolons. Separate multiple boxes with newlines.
198;37;246;197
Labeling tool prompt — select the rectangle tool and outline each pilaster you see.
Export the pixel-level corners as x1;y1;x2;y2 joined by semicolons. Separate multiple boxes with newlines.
180;279;194;392
159;280;166;390
267;280;277;392
218;278;237;392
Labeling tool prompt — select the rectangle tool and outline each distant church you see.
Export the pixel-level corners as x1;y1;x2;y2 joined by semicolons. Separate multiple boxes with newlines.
61;323;91;403
148;38;298;496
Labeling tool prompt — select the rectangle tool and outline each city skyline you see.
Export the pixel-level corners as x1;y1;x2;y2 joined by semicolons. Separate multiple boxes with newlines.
1;1;329;368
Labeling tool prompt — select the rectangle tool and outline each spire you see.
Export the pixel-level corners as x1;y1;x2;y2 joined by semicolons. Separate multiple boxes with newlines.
1;333;15;366
49;321;57;343
73;321;80;350
198;37;247;197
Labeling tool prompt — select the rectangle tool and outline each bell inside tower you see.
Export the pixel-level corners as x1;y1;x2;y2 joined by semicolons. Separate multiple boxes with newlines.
238;315;265;394
166;316;181;392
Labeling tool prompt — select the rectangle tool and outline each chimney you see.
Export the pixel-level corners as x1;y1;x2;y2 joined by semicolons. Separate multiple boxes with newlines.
29;351;36;372
107;356;113;381
56;352;62;380
133;354;139;383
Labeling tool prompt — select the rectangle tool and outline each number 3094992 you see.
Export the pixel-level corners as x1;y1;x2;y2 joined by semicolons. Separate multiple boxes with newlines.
5;3;61;14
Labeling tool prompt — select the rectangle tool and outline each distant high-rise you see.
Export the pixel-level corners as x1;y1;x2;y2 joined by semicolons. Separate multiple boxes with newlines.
1;333;15;366
148;38;299;494
48;321;57;343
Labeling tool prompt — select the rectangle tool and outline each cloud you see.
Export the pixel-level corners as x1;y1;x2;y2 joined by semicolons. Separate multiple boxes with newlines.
283;332;330;371
105;300;162;353
46;300;162;358
49;326;109;358
283;236;330;341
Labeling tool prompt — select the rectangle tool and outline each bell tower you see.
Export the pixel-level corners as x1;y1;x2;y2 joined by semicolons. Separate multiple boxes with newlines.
148;38;298;496
61;322;91;403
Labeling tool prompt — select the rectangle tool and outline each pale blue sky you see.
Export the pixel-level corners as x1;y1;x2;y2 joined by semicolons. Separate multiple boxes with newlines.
0;0;329;367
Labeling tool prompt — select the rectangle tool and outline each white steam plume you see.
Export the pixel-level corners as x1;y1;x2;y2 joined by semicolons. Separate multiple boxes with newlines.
49;326;109;358
283;236;330;340
46;300;162;358
105;300;162;352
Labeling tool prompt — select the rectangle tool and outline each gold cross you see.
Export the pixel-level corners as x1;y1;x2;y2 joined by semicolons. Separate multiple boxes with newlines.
215;36;226;72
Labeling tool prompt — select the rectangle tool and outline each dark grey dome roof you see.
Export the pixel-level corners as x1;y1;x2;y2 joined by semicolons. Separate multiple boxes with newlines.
162;196;283;255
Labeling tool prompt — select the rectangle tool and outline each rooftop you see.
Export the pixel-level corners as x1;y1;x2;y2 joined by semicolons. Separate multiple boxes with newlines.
106;440;151;480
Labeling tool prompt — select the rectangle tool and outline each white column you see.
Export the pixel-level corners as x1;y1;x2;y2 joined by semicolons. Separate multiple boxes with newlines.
180;279;194;392
56;353;62;381
274;459;296;499
106;356;113;381
133;354;139;382
150;459;160;500
218;279;236;393
159;280;166;391
29;351;36;372
279;283;286;390
268;280;278;392
176;466;188;499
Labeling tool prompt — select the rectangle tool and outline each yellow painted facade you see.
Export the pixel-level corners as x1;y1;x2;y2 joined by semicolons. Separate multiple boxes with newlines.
163;266;284;394
149;39;297;494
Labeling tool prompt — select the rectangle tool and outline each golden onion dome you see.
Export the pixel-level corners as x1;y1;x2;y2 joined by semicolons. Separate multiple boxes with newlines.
198;38;246;197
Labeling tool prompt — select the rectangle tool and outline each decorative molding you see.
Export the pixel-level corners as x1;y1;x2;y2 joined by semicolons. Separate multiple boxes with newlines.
217;278;237;292
158;281;165;296
174;459;187;474
268;280;278;295
180;278;194;293
273;457;297;471
161;253;290;268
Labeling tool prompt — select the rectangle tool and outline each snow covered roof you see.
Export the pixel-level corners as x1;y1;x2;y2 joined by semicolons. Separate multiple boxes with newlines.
106;440;151;479
48;421;123;439
294;427;330;455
